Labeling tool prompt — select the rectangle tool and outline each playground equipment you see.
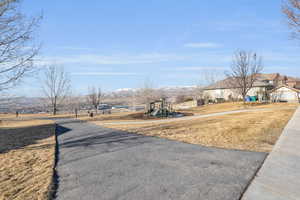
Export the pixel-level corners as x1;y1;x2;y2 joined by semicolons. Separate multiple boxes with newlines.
146;98;182;118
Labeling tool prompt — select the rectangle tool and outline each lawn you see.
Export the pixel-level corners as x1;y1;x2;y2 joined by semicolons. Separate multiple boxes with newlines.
0;113;76;120
0;119;56;200
79;102;297;123
79;111;142;121
96;103;297;152
177;101;297;115
0;109;137;122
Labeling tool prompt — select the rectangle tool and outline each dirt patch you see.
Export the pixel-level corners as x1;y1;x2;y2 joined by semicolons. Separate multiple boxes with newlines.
0;120;56;200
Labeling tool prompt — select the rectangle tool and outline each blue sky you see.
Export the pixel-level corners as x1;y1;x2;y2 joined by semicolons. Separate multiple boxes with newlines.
15;0;300;96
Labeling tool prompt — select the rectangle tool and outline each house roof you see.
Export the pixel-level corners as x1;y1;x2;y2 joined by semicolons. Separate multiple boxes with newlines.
255;73;280;81
204;73;300;90
204;77;272;90
270;85;300;93
255;73;300;82
286;76;300;82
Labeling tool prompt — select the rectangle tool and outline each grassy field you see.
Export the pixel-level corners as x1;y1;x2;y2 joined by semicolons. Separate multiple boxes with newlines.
0;119;54;128
96;103;297;152
78;102;297;123
79;111;141;121
0;113;76;120
177;102;295;115
0;119;55;200
0;109;136;121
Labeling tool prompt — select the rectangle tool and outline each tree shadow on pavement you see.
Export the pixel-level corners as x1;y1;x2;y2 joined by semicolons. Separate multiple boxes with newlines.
60;130;151;149
56;125;72;136
0;124;56;154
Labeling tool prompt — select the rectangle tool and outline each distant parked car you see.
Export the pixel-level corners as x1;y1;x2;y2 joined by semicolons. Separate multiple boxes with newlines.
98;104;112;110
111;105;129;109
130;106;145;111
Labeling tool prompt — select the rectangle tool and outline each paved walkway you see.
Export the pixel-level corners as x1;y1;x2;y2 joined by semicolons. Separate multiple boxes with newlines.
54;119;266;200
242;107;300;200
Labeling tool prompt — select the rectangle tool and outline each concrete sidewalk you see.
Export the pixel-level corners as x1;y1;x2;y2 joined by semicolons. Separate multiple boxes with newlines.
242;107;300;200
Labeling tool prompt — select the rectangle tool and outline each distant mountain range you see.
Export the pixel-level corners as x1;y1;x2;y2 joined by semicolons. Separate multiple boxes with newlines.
116;85;197;92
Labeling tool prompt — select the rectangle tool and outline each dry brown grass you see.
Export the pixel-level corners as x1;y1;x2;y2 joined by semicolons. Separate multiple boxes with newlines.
0;119;53;128
0;112;94;121
0;120;56;200
0;109;137;121
99;103;297;152
0;113;52;119
81;102;298;123
79;111;143;122
0;113;73;119
178;102;297;115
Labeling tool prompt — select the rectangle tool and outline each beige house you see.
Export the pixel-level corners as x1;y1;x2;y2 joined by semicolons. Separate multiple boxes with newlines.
270;86;300;103
203;73;300;102
203;77;273;101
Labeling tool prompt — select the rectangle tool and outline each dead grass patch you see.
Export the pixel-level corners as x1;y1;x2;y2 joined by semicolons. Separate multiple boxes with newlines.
0;120;56;200
82;102;297;123
79;111;142;122
0;113;81;120
178;102;297;115
0;119;53;128
99;104;297;152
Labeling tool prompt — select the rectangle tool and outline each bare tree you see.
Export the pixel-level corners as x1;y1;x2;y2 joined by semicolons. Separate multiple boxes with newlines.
201;69;224;86
192;85;204;100
87;86;103;112
195;69;223;100
137;79;158;106
42;65;71;115
283;0;300;40
0;0;41;91
226;50;263;104
175;94;187;103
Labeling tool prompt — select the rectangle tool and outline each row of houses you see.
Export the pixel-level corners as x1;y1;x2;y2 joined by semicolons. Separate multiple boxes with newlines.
203;73;300;103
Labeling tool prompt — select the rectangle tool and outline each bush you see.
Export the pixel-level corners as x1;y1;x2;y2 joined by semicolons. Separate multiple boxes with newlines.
184;97;194;102
175;95;186;103
175;95;194;103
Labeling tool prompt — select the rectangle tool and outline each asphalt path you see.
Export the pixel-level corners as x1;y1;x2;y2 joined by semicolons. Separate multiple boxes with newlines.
54;119;266;200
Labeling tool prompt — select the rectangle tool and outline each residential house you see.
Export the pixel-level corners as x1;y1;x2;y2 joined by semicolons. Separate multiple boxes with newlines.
270;86;300;103
203;73;300;102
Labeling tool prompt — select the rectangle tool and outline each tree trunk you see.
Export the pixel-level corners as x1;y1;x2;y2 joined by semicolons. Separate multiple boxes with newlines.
95;105;98;114
242;94;246;105
53;105;56;115
53;97;57;115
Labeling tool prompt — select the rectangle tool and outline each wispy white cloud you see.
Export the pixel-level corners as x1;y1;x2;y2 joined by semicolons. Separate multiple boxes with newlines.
184;42;221;48
262;52;300;63
163;73;202;79
59;46;94;51
213;19;284;32
71;72;139;76
36;53;188;65
264;66;291;70
172;66;227;71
